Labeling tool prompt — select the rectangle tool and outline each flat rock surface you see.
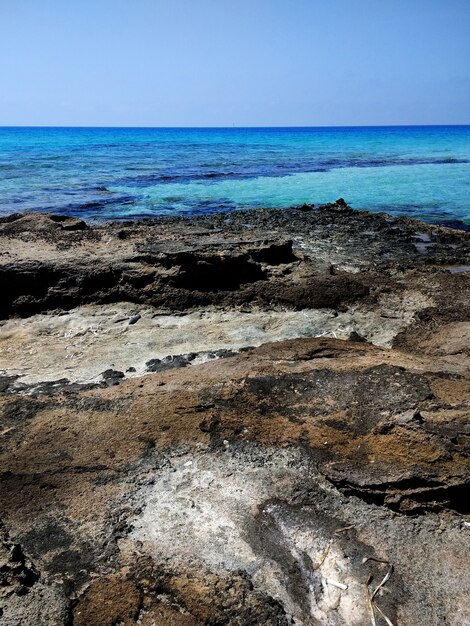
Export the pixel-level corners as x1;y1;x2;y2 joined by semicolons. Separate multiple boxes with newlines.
0;203;469;625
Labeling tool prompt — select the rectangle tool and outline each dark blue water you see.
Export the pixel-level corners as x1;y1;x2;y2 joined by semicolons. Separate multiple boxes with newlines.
1;126;469;223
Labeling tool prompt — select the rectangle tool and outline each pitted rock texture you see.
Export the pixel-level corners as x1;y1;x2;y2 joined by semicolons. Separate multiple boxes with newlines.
0;203;469;625
1;202;469;319
1;339;469;624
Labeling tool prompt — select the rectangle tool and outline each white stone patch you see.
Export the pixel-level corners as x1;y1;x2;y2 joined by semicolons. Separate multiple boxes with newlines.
129;449;370;626
0;291;431;385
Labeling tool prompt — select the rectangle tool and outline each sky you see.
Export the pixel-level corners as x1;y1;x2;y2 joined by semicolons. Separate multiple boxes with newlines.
1;0;469;127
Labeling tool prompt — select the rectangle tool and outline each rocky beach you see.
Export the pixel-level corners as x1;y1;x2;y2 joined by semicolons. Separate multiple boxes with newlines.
1;200;469;626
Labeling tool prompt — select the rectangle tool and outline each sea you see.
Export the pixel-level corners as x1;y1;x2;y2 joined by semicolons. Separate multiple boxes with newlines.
1;126;469;225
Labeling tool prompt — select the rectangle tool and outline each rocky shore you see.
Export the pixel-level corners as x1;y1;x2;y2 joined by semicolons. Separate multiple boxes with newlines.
0;201;469;625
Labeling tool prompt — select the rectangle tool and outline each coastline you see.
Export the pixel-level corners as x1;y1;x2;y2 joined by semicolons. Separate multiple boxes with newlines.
1;201;469;625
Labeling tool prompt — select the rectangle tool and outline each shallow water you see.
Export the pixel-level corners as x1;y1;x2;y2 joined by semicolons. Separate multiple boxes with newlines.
1;126;469;223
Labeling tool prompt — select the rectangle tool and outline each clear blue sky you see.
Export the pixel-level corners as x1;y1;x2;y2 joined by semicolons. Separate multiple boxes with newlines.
1;0;469;126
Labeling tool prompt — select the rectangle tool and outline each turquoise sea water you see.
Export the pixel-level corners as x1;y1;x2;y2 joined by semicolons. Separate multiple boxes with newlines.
1;126;469;224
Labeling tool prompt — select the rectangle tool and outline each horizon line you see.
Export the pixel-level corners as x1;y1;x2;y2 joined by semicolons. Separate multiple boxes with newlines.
1;123;470;130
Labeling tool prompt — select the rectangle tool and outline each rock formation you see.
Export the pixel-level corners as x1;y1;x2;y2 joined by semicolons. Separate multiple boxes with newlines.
0;202;469;625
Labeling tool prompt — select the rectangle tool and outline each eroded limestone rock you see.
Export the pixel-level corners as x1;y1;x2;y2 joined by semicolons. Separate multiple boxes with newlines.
0;204;469;625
